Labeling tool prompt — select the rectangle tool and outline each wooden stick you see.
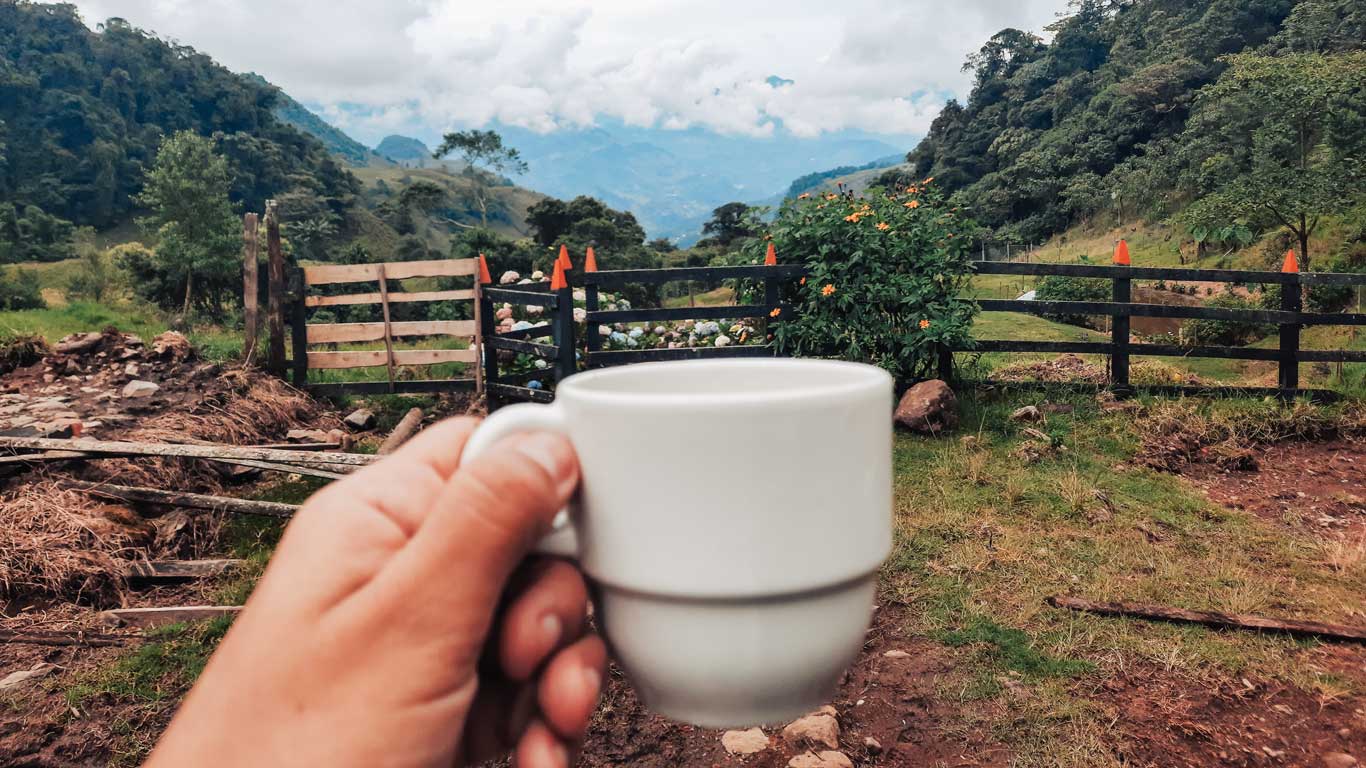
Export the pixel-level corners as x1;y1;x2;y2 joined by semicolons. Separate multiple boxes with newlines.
243;212;261;362
209;457;349;480
128;559;243;584
0;630;133;648
0;437;376;467
473;280;485;396
1047;595;1366;643
102;606;241;629
378;408;424;455
266;201;287;376
377;263;397;393
61;481;299;519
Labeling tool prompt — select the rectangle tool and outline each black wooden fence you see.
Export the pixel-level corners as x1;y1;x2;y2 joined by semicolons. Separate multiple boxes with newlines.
467;260;1366;407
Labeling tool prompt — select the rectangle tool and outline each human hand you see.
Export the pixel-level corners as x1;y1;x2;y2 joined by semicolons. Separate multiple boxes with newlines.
147;418;605;767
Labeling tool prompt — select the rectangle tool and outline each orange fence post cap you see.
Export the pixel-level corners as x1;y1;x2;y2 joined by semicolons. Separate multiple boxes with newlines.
1113;239;1130;266
764;241;777;266
477;253;492;284
551;259;568;290
557;244;573;270
584;246;598;272
1282;249;1299;273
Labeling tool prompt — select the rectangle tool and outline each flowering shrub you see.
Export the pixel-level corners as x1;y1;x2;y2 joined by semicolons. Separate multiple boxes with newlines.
758;182;978;382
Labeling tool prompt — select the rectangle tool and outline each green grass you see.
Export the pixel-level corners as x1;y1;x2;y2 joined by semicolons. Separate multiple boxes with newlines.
0;300;245;362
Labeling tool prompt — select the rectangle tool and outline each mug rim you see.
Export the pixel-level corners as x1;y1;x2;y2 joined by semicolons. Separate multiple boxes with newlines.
556;358;892;408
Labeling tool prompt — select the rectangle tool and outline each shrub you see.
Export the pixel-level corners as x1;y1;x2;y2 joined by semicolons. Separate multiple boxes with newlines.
1034;268;1109;328
762;181;978;383
67;234;121;303
1182;294;1273;346
0;266;46;310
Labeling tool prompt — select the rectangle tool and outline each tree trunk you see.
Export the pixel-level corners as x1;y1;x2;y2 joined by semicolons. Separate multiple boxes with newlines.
477;190;489;229
182;270;194;317
1298;213;1310;271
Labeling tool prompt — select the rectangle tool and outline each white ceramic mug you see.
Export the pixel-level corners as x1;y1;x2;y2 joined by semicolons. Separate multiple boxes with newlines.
462;359;893;728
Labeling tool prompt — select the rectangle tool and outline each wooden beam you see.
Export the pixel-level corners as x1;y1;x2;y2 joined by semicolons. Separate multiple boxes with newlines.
589;305;788;324
378;408;424;455
306;348;477;370
306;320;476;345
0;630;132;647
0;437;376;467
102;606;242;629
304;289;475;308
1048;595;1366;643
481;287;559;307
303;258;478;286
306;379;478;397
473;281;485;396
579;264;807;288
486;382;555;404
485;336;559;359
377;263;397;392
242;213;260;362
588;344;776;367
266;201;286;375
128;559;244;584
974;260;1366;287
62;481;300;518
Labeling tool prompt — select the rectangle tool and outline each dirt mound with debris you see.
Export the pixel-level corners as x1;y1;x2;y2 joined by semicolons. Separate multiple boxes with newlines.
0;329;335;606
1137;400;1366;472
992;354;1205;387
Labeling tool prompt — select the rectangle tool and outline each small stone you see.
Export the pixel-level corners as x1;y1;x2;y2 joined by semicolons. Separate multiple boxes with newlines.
124;362;140;377
122;380;160;399
722;728;770;755
782;709;840;751
42;374;55;384
863;737;882;754
343;408;377;431
788;751;854;768
883;650;911;659
1010;406;1043;422
1323;753;1358;768
894;380;958;435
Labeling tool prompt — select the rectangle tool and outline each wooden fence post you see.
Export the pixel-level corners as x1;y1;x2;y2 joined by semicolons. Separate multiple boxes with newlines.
936;344;954;382
1111;273;1132;395
1279;273;1301;398
288;268;309;388
375;264;397;393
585;283;601;359
265;201;287;377
242;213;260;362
478;284;499;411
555;282;577;383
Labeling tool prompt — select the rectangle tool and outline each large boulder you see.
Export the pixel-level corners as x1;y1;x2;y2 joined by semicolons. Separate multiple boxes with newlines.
894;380;958;435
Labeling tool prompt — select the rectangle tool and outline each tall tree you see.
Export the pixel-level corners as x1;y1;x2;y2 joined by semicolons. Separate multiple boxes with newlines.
700;202;763;247
431;129;527;228
134;131;240;316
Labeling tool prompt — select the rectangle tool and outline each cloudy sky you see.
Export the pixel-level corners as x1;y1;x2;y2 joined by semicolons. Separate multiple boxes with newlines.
71;0;1069;144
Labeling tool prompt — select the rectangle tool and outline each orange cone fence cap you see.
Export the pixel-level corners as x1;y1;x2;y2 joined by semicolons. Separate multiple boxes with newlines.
557;244;572;270
765;241;777;266
584;246;598;272
1113;240;1130;266
1282;249;1299;273
551;259;568;290
477;253;493;284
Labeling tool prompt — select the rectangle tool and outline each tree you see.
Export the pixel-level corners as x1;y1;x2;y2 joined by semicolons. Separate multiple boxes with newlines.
134;131;240;317
1183;52;1366;267
700;203;764;247
432;129;527;228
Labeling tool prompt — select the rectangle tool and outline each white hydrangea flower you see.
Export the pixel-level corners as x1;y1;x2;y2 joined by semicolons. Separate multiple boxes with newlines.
598;325;613;336
531;270;545;281
628;328;644;339
715;335;732;347
534;359;549;370
573;308;587;322
499;271;520;285
573;289;587;301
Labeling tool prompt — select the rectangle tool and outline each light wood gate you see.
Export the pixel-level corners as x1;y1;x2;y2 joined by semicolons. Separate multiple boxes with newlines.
289;258;485;397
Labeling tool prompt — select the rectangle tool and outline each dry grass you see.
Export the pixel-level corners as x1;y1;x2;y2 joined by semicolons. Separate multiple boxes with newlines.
1137;398;1366;470
1322;531;1366;576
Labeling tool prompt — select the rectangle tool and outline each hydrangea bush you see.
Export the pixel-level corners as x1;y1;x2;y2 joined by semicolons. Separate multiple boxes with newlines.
756;182;979;383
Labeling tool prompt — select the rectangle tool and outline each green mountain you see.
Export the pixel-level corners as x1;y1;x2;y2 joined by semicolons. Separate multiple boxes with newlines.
881;0;1365;247
243;74;389;168
376;135;437;166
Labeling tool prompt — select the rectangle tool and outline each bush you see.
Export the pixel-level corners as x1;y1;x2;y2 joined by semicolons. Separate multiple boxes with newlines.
1034;269;1109;328
67;233;121;303
764;181;978;383
1182;294;1273;346
0;267;46;310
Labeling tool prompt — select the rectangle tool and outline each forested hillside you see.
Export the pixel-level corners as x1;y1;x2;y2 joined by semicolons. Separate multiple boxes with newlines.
0;2;360;262
881;0;1365;264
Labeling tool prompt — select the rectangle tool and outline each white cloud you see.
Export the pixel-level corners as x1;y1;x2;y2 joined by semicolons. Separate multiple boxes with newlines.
70;0;1068;142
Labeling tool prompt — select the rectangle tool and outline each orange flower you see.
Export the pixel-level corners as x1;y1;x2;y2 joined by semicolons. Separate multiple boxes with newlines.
908;186;919;194
824;193;838;201
876;222;890;231
821;284;836;297
797;192;812;199
919;319;931;330
769;307;782;318
905;200;920;209
800;277;807;285
923;176;935;185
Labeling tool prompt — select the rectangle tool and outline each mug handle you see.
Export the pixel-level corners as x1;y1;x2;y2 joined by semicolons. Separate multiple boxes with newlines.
461;403;579;558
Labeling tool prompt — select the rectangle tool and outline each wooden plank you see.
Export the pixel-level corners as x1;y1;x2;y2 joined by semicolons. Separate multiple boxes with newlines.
377;264;397;391
486;382;555;403
242;213;260;361
979;299;1301;324
102;606;242;629
63;481;300;518
378;409;424;456
289;268;309;387
306;320;475;345
472;282;485;395
307;379;478;397
588;345;776;367
974;261;1366;287
304;289;475;308
501;325;556;341
486;336;560;359
266;201;286;375
1048;595;1366;643
303;258;478;286
0;630;132;647
963;378;1340;403
1280;276;1302;394
482;287;559;307
307;348;477;370
589;305;787;324
969;340;1115;355
1;437;376;467
1298;349;1366;363
580;264;807;288
1129;343;1282;362
128;560;243;584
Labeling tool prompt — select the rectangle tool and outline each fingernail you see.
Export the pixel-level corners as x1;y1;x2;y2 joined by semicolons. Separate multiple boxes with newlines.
581;667;601;699
541;614;562;647
516;433;578;498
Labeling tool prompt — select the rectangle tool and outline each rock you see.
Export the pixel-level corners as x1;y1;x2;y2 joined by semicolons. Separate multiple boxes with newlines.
286;429;332;444
327;429;355;451
124;363;140;377
151;331;192;360
343;409;377;431
496;307;514;321
894;380;958;435
788;751;854;768
123;334;144;347
882;650;911;659
862;737;882;754
122;380;160;399
722;728;770;755
1010;406;1043;422
55;332;103;355
499;270;521;285
0;663;57;692
782;709;840;751
1323;754;1358;768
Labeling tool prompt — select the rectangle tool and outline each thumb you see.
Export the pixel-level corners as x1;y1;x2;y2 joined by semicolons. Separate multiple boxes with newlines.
379;432;579;611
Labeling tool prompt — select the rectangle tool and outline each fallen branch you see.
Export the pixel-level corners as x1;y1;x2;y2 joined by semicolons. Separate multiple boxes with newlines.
210;457;348;480
0;450;349;479
378;408;424;455
60;481;299;519
1047;595;1366;643
0;437;376;468
101;606;241;629
0;629;133;648
127;559;244;584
